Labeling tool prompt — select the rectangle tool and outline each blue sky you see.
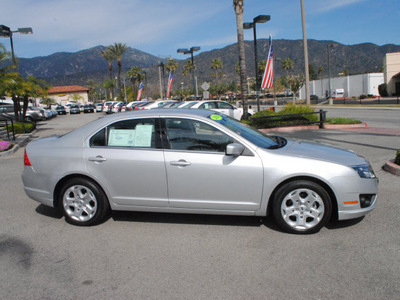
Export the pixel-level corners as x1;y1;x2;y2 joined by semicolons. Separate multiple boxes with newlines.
1;0;399;59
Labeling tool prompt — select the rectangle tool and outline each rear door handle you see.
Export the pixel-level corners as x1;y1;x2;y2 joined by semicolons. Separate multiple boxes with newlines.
170;160;191;167
88;156;107;162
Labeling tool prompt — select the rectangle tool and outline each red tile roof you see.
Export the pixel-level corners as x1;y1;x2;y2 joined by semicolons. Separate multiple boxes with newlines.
48;85;89;94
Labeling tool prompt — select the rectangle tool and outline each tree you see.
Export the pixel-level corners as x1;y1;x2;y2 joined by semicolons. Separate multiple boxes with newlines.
211;58;223;84
309;64;318;80
68;93;84;102
233;0;249;119
100;48;116;99
103;79;115;100
0;43;13;75
289;74;305;102
108;43;129;95
184;60;195;90
126;66;143;100
282;58;294;76
166;58;178;73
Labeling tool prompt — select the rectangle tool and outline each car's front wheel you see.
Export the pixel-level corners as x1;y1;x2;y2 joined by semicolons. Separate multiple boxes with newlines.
59;178;110;226
272;180;332;234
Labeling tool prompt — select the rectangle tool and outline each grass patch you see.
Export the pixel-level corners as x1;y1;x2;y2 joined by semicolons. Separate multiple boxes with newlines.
4;122;36;134
326;117;362;125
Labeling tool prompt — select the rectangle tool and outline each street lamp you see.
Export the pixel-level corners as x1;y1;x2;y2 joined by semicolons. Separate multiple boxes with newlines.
177;46;201;98
0;25;33;65
327;43;334;105
243;15;270;112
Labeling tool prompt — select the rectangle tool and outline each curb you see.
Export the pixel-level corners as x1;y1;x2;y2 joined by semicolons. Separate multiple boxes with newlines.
382;159;400;176
0;130;36;158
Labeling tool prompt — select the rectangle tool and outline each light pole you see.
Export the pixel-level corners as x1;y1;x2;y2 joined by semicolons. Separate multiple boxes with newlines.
243;15;270;112
327;43;333;105
0;25;33;65
177;46;200;98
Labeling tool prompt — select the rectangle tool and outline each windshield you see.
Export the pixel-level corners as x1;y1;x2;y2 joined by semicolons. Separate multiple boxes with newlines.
208;113;286;149
181;101;198;108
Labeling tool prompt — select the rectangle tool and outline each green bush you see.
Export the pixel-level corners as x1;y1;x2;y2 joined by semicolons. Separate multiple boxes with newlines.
326;117;362;125
4;122;36;134
250;104;317;128
395;149;400;165
378;83;388;97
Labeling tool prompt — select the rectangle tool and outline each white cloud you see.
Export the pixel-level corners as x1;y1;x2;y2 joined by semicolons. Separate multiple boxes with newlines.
310;0;366;13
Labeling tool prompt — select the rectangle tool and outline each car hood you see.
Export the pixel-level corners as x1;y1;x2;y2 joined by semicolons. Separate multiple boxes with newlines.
278;139;366;166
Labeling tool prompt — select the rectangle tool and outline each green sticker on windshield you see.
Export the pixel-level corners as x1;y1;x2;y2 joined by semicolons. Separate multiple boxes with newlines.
210;114;222;121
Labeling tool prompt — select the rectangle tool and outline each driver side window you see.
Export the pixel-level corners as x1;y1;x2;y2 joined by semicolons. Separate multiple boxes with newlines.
165;118;233;152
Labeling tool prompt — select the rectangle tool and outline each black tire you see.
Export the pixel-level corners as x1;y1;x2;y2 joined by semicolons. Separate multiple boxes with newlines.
272;180;332;234
25;116;33;123
59;178;110;226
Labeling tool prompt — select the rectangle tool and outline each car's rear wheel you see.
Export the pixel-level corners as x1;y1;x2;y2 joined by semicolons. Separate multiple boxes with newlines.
59;178;110;226
272;180;332;234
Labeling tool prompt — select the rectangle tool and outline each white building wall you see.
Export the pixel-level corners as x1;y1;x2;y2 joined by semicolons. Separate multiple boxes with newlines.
300;73;383;99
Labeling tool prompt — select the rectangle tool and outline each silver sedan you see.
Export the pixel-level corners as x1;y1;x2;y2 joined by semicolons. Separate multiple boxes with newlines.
22;109;378;234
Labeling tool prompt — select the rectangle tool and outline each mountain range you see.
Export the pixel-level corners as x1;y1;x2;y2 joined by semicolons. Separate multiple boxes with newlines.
15;39;400;90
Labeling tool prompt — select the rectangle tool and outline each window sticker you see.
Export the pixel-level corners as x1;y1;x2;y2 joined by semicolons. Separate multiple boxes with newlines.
108;129;136;146
210;114;222;121
134;124;154;147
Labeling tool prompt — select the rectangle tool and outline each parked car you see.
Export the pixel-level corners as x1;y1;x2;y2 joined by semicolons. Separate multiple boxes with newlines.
69;104;80;114
55;105;67;115
83;104;95;113
125;101;148;111
22;109;378;234
103;101;118;114
27;107;47;121
95;103;104;112
189;100;255;120
134;101;155;110
111;102;125;113
145;100;177;110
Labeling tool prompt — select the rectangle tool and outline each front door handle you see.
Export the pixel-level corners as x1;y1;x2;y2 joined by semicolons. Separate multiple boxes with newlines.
170;160;191;167
88;156;107;162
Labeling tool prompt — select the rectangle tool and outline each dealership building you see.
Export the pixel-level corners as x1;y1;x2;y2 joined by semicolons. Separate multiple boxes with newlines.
299;73;384;99
299;51;400;99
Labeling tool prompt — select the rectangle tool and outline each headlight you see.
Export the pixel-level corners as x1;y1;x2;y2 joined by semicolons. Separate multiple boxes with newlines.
352;164;376;178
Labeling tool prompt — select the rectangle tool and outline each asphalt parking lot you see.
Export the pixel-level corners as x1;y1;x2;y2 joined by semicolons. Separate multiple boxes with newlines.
1;111;399;299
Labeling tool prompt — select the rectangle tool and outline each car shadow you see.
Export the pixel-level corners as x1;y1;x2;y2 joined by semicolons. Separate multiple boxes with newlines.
326;216;365;229
35;204;63;219
111;211;263;227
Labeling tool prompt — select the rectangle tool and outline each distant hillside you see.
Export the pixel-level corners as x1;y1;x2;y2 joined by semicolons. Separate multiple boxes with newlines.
15;40;400;90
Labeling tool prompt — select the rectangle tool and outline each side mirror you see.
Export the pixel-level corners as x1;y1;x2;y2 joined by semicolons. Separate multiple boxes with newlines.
226;143;245;156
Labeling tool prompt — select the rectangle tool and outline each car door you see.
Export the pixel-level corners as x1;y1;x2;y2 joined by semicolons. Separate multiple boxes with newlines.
215;102;237;119
84;117;169;207
162;117;264;211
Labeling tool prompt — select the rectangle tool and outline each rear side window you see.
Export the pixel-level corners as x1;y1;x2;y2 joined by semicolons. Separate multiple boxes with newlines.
90;118;161;148
199;102;216;110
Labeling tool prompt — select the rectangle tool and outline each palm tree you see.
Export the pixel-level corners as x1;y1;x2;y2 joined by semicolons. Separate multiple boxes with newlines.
233;0;249;119
166;58;178;73
100;48;116;99
108;43;129;95
126;66;143;99
282;58;294;76
184;60;195;90
211;58;223;84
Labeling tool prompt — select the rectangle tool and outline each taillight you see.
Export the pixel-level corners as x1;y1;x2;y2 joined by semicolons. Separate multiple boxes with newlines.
24;149;31;166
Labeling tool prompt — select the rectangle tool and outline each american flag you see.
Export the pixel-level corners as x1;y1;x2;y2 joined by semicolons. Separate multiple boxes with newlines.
167;71;173;98
261;36;273;89
137;82;144;100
